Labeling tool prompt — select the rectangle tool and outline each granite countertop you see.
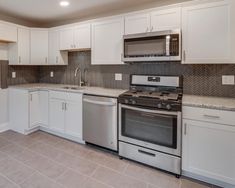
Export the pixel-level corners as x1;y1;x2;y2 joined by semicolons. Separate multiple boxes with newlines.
10;83;127;98
183;94;235;111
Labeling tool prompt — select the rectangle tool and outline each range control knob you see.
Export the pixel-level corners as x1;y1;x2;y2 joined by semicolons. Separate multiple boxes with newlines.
166;104;171;110
132;100;136;105
124;99;129;104
157;103;162;108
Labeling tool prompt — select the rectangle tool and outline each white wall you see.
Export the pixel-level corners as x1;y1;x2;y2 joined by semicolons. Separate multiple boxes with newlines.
0;89;8;132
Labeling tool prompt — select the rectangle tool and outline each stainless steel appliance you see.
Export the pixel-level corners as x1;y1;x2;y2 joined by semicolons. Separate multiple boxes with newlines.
83;95;118;151
122;29;181;62
118;75;183;176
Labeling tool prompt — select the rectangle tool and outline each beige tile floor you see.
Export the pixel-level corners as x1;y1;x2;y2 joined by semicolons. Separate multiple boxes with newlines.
0;130;219;188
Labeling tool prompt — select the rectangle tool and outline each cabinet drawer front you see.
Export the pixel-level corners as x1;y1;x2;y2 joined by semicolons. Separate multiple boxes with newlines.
67;92;83;103
49;91;68;100
119;142;181;175
183;106;235;126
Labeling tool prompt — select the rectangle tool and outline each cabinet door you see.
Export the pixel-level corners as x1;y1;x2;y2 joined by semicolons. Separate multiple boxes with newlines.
30;29;48;65
151;7;181;32
182;119;235;185
92;17;124;65
48;30;59;65
49;99;65;132
125;13;150;35
0;22;17;42
65;96;83;139
60;27;74;50
29;92;40;128
39;91;49;127
74;24;91;49
18;28;30;65
182;1;232;64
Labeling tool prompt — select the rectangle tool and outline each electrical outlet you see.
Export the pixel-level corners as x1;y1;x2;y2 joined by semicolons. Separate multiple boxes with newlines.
12;72;16;78
50;71;54;78
222;75;235;85
115;73;122;81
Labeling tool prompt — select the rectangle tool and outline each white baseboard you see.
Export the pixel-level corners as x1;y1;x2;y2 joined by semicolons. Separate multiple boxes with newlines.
0;122;9;133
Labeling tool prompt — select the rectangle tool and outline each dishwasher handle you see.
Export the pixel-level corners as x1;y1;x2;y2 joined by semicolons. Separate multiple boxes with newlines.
83;98;116;106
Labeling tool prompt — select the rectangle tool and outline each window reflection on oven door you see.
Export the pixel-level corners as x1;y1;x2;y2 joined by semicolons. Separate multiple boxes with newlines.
119;104;181;156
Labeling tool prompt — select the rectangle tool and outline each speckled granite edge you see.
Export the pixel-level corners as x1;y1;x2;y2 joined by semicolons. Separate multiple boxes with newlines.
9;84;127;98
183;95;235;111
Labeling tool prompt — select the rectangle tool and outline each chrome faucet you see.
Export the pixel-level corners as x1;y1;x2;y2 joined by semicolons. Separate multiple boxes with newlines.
74;66;84;87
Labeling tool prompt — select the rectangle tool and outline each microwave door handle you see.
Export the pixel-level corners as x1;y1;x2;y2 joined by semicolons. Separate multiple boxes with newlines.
166;35;170;56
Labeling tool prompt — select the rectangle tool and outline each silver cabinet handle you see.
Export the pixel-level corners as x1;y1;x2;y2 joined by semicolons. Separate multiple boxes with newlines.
45;57;48;64
70;44;73;48
62;102;64;110
184;123;187;135
138;150;156;157
146;27;149;32
151;26;154;32
64;103;67;111
56;56;58;64
83;99;116;106
30;94;33;101
19;56;21;64
203;115;220;119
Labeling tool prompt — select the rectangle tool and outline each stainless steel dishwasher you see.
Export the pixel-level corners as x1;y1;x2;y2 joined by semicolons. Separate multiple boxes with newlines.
83;95;118;151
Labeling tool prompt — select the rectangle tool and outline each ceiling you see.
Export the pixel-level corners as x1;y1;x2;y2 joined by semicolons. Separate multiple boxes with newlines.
0;0;163;27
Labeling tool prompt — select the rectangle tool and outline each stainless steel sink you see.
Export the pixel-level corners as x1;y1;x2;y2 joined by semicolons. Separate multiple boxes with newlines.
61;86;84;90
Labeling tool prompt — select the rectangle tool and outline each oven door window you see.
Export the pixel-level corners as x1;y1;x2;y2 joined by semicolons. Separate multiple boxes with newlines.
121;108;177;149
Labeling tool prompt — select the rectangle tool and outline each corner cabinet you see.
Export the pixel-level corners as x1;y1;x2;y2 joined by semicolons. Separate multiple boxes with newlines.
182;106;235;187
9;89;49;134
91;16;124;65
30;29;49;65
182;0;235;64
48;30;68;65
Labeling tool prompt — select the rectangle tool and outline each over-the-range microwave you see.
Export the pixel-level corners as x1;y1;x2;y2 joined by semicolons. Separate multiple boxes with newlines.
122;29;181;62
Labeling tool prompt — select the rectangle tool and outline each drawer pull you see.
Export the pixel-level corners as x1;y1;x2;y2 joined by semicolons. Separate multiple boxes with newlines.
138;150;156;157
203;115;220;119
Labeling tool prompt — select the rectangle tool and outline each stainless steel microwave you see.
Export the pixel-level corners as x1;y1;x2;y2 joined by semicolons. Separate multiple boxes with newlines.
122;29;181;62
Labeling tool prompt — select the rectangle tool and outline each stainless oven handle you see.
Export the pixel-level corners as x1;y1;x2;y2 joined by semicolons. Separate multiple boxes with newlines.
120;104;179;116
141;112;175;119
138;149;156;157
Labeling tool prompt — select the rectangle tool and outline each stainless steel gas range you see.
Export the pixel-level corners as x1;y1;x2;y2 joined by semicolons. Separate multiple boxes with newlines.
118;75;183;176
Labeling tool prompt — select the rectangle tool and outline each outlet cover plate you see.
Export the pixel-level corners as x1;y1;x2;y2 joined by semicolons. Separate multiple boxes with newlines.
50;71;54;78
115;73;122;81
12;72;16;78
222;75;235;85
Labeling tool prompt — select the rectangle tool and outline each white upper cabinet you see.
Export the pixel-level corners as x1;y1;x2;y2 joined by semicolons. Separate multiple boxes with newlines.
124;7;181;35
49;30;68;65
182;0;234;64
0;21;17;42
92;16;124;65
74;24;91;49
60;23;91;50
125;12;150;35
9;27;30;65
151;7;181;32
30;29;49;65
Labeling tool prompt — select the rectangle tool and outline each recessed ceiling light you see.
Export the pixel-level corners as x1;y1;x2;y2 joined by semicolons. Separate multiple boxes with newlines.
60;1;70;7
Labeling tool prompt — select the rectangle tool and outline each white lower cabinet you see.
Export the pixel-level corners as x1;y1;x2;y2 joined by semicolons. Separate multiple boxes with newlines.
9;89;49;134
182;106;235;187
49;98;65;132
48;91;83;142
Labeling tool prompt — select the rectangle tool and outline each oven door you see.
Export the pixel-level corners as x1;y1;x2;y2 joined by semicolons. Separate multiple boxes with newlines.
119;104;181;156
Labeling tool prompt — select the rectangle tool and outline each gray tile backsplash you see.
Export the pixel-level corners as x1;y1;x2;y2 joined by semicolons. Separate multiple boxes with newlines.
4;51;235;98
39;51;235;98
